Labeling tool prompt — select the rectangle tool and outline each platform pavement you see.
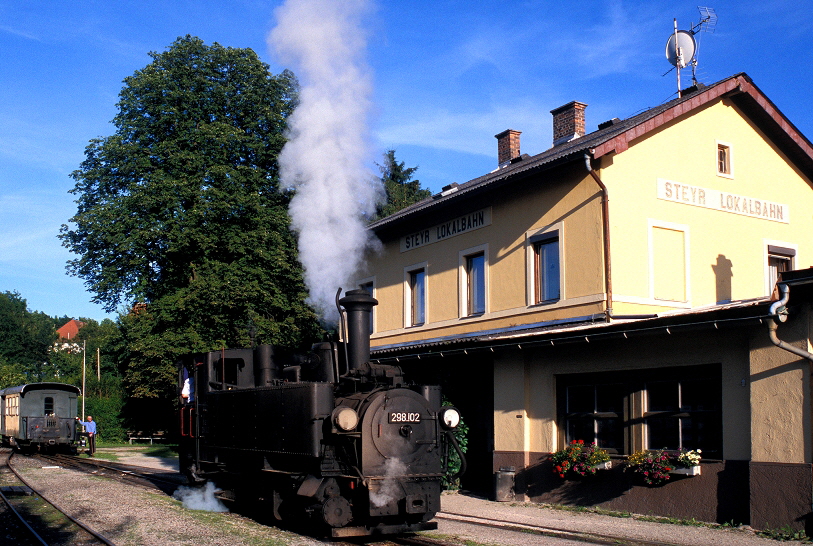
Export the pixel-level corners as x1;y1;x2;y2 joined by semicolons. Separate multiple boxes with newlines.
439;491;805;545
93;451;805;545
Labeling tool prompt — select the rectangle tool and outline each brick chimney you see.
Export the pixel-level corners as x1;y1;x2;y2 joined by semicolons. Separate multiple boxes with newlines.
495;129;521;166
551;101;587;146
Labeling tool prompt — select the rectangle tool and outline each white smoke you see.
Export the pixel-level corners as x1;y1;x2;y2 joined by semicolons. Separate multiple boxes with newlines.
269;0;383;323
369;457;407;508
173;482;229;512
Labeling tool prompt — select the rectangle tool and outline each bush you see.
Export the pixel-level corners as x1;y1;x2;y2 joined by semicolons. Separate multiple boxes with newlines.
80;396;126;443
442;401;468;490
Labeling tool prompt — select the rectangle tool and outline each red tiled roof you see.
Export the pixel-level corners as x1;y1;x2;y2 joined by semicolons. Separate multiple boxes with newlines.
56;319;85;339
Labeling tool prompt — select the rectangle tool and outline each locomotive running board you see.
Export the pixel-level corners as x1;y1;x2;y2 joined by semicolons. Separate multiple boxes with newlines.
331;521;438;538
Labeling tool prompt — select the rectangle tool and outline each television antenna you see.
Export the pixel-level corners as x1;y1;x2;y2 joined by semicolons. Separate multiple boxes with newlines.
664;7;717;96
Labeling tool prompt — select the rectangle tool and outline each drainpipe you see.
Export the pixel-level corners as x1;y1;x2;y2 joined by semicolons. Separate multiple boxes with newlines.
584;153;613;319
768;282;813;362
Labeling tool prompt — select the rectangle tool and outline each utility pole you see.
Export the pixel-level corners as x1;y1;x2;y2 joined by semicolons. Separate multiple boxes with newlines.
82;340;86;419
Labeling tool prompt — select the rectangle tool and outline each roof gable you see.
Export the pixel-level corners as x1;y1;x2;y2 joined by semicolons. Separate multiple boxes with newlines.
56;319;85;340
371;73;813;231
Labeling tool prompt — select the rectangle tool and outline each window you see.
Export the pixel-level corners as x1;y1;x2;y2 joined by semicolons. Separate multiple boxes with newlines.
44;396;54;416
767;245;795;293
644;377;721;452
466;252;485;315
408;268;426;326
717;141;732;177
557;365;721;457
533;233;560;303
563;382;625;452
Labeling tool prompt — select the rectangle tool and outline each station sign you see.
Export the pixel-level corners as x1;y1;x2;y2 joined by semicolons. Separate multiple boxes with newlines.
400;207;492;252
657;179;789;223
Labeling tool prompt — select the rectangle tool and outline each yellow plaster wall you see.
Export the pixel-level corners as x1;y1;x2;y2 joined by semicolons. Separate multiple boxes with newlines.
507;330;752;458
749;315;812;463
493;352;528;452
602;99;813;313
364;166;606;347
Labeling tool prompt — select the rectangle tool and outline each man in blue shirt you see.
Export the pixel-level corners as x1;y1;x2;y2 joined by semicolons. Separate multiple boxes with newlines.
75;415;97;456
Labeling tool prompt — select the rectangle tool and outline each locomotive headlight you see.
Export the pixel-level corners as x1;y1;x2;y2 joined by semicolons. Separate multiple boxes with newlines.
332;407;359;431
439;407;461;430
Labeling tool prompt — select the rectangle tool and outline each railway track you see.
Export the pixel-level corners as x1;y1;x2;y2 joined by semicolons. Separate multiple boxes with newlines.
433;511;682;546
36;452;184;494
4;450;697;546
0;447;115;545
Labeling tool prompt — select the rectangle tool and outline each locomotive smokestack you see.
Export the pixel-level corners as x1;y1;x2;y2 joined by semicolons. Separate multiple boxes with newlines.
339;289;377;370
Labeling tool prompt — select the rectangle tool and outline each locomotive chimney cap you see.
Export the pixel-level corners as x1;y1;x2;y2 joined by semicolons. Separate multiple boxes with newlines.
339;289;378;308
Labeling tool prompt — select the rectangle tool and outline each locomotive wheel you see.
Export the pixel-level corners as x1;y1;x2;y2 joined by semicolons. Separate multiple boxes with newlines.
322;496;353;528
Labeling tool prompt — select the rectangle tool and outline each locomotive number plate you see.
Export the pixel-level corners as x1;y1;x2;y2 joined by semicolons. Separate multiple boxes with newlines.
389;412;421;423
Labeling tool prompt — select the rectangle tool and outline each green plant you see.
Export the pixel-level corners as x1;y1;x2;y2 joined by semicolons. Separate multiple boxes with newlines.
756;525;809;542
672;448;702;468
550;440;610;479
442;400;468;490
626;448;702;485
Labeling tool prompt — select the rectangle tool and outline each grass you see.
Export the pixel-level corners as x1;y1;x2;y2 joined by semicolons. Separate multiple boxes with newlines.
755;525;810;542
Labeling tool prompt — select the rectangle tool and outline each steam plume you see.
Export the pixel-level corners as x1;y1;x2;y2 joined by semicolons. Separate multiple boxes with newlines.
269;0;382;323
369;457;407;507
173;482;228;512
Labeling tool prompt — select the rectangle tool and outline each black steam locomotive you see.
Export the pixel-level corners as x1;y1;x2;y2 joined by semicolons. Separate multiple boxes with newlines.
178;290;464;537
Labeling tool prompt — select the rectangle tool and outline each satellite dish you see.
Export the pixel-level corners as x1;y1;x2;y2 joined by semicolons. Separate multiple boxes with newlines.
665;30;696;68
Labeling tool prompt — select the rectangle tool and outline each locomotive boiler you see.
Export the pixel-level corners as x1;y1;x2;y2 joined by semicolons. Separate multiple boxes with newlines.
178;290;464;537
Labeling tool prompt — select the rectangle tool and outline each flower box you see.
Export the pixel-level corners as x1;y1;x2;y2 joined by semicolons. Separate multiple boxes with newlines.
593;461;612;471
671;466;701;476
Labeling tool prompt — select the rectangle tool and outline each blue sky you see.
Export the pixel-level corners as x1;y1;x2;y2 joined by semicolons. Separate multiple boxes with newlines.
1;0;811;322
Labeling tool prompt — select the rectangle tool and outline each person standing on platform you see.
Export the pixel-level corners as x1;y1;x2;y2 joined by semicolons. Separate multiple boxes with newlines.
75;415;97;456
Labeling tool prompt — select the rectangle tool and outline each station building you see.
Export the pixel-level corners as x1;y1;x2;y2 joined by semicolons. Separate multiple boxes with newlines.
359;73;813;530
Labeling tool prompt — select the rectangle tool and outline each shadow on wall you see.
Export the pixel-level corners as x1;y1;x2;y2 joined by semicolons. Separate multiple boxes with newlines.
712;254;733;303
517;456;632;506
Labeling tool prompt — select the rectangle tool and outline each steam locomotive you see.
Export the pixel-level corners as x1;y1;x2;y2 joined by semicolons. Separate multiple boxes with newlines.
177;290;464;537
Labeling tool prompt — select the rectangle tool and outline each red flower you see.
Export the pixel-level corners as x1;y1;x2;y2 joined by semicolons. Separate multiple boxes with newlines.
578;439;584;445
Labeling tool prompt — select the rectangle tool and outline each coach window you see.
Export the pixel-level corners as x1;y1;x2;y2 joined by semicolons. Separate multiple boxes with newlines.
44;397;54;416
533;232;560;303
405;264;427;327
557;364;721;457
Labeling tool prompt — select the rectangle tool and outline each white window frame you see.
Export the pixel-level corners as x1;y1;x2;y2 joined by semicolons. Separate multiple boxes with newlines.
458;244;489;318
764;240;797;296
648;219;691;303
403;262;428;327
357;276;376;333
716;140;734;179
525;222;564;306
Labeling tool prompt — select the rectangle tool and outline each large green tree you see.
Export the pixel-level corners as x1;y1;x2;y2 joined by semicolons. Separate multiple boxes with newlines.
0;291;55;381
374;149;431;220
60;36;321;398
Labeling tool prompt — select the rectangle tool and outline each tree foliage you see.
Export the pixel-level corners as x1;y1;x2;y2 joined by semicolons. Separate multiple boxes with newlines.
374;149;431;220
60;36;322;398
0;291;55;381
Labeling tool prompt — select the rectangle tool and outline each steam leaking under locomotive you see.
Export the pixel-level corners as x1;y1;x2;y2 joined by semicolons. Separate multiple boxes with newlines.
177;289;464;537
